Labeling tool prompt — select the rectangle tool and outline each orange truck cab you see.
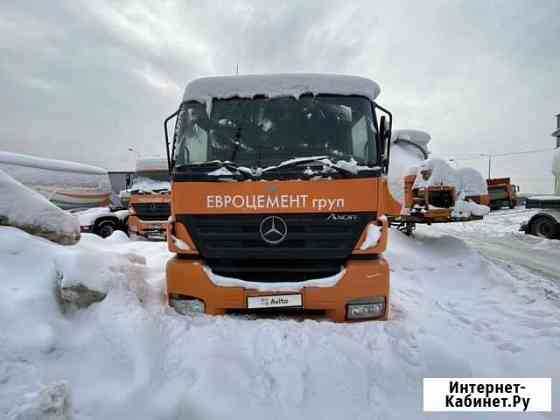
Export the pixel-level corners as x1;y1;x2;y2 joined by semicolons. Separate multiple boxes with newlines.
486;177;518;210
163;74;399;322
127;158;171;241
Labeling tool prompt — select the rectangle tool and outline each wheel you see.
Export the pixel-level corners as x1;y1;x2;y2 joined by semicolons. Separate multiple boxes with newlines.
530;217;557;239
96;220;117;238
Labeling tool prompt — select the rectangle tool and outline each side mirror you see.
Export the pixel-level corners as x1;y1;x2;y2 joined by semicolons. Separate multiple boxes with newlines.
378;115;391;170
164;110;180;173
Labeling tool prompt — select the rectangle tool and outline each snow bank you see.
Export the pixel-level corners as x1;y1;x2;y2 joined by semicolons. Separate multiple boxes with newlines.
451;199;490;219
7;382;72;420
0;226;164;417
183;74;381;104
203;265;346;292
0;169;80;245
1;217;559;419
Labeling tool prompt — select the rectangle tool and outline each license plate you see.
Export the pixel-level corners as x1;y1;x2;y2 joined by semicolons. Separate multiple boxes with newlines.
247;294;302;309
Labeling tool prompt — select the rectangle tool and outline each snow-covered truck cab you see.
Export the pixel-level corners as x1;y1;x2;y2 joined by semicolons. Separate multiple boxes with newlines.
486;177;518;210
127;158;171;241
163;74;399;322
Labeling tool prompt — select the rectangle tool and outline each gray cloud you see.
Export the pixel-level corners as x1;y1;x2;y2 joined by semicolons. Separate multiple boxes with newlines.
0;0;558;191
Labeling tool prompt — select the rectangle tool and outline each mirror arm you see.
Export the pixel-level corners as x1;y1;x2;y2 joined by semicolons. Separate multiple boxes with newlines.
164;110;180;174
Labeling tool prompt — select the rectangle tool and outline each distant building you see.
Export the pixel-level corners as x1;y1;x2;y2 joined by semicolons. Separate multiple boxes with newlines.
553;113;560;148
553;114;560;194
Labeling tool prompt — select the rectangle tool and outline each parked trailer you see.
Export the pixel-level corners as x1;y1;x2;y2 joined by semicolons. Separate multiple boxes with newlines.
390;158;490;235
486;177;518;210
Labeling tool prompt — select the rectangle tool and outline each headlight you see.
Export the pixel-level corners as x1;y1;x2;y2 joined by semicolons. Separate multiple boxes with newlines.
346;297;385;320
169;295;205;315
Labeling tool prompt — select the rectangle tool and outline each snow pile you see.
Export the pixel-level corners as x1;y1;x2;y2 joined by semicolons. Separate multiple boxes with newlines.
413;158;462;191
388;129;431;202
7;382;72;420
0;169;80;245
359;223;382;250
184;74;381;105
451;198;491;219
552;147;560;176
1;216;559;418
456;167;488;196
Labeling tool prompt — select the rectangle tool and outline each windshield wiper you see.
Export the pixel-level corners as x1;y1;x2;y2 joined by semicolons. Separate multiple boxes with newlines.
175;160;252;180
262;156;354;177
230;127;243;162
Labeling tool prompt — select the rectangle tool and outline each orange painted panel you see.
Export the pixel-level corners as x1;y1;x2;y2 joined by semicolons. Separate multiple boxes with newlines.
172;178;380;214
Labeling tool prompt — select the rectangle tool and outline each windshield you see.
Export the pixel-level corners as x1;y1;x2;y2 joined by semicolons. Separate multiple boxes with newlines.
173;95;378;169
130;170;170;192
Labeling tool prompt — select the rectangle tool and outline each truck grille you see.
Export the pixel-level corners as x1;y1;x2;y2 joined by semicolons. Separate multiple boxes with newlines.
178;213;375;282
132;203;170;220
178;213;374;260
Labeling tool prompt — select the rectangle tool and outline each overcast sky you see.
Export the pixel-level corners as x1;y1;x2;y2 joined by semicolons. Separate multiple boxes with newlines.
1;0;559;191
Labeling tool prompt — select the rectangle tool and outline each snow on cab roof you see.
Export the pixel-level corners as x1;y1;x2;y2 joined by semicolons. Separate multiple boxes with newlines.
135;158;168;172
182;74;381;103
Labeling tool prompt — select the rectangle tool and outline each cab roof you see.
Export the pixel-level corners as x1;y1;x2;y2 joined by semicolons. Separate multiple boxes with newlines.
182;74;381;104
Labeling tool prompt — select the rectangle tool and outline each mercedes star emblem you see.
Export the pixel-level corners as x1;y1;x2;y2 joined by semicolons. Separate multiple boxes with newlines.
259;216;288;245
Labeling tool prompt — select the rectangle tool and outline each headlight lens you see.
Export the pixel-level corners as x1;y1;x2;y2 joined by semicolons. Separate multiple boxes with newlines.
347;297;385;320
169;296;205;315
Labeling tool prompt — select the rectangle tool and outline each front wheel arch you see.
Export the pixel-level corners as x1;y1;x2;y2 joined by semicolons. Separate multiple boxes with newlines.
529;215;559;239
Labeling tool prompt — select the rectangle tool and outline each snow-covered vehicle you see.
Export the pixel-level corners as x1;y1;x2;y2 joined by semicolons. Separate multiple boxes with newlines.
126;158;171;241
163;73;399;322
0;151;112;210
486;177;518;210
520;198;560;239
74;206;129;238
387;131;490;235
521;148;560;239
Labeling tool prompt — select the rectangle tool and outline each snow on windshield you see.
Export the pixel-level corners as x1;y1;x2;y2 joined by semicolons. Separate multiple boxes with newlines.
130;176;170;193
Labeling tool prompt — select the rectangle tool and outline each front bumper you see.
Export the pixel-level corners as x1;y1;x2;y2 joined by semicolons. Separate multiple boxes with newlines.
128;215;167;241
166;257;390;322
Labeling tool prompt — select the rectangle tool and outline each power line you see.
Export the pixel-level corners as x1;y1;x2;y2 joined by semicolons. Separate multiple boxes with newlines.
448;147;556;160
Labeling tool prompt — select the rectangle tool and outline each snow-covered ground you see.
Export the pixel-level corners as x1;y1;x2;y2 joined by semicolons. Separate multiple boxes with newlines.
1;208;558;419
